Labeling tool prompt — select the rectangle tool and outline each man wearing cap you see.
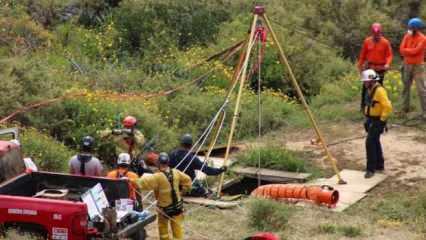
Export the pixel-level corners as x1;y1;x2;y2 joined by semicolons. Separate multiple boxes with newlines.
361;69;393;178
169;133;226;197
399;17;426;118
69;136;103;176
358;23;393;110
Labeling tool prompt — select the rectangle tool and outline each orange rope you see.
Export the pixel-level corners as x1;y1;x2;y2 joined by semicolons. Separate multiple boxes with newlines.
0;40;244;124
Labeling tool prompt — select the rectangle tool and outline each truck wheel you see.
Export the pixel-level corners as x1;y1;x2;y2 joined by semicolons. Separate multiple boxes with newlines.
130;229;146;240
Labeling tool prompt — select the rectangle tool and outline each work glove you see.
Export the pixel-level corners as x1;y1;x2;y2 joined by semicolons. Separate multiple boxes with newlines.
378;120;388;133
220;166;228;173
112;129;123;135
363;119;370;133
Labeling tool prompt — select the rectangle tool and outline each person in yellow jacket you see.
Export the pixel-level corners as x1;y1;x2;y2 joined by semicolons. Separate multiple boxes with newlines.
361;69;393;178
137;152;192;240
100;116;146;174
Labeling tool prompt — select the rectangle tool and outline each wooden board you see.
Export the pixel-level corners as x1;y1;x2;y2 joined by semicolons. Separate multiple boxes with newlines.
232;166;311;183
183;197;240;209
311;169;387;193
307;169;387;212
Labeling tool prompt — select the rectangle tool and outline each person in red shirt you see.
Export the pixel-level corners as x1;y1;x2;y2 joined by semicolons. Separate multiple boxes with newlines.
358;23;393;110
399;17;426;118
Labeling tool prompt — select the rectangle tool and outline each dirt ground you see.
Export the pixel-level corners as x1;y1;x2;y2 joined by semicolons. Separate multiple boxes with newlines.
285;122;426;186
145;121;426;240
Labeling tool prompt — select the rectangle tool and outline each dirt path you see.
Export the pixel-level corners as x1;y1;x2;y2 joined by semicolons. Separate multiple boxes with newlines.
285;123;426;185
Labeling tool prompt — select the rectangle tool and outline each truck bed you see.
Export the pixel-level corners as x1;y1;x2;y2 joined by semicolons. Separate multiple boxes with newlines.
0;171;156;239
0;171;129;204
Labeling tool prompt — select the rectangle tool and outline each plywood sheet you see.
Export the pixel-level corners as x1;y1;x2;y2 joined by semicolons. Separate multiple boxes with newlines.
307;169;387;212
232;166;311;183
183;197;240;209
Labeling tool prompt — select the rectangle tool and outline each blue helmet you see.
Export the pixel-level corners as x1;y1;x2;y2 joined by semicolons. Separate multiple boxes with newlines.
408;18;424;29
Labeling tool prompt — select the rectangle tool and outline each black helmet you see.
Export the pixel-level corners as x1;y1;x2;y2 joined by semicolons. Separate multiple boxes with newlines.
158;152;169;165
180;133;193;146
81;136;94;151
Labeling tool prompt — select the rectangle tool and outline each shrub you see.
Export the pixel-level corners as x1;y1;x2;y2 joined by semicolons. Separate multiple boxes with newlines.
20;128;74;172
317;223;362;238
25;96;179;165
157;87;294;143
248;198;295;232
236;145;306;172
340;226;362;238
317;223;337;234
112;0;231;55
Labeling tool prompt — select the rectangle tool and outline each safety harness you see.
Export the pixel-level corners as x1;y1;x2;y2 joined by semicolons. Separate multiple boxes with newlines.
77;153;92;175
364;84;381;118
161;169;184;217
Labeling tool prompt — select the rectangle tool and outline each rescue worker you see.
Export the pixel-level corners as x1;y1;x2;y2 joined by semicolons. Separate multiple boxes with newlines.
361;69;392;178
137;152;192;240
69;136;103;176
169;133;227;197
399;17;426;118
99;115;146;174
106;153;139;201
357;23;393;110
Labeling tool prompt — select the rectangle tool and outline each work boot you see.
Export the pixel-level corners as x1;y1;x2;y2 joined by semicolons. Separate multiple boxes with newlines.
364;171;375;179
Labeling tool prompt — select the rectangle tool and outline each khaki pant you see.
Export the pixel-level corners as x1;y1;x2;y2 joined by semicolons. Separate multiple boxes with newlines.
402;63;426;113
158;212;184;240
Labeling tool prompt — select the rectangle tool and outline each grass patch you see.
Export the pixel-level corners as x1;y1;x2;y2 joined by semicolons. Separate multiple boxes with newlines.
236;145;323;178
317;223;362;238
340;225;362;237
248;198;296;232
317;223;338;234
373;191;426;233
237;146;306;172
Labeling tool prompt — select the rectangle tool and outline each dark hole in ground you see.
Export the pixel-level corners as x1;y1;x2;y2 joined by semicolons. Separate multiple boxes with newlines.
222;177;274;195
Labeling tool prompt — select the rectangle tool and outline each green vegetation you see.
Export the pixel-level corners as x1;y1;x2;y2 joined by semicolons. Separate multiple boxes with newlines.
248;198;296;232
317;223;362;238
373;192;426;232
236;145;323;178
20;128;74;172
237;146;307;172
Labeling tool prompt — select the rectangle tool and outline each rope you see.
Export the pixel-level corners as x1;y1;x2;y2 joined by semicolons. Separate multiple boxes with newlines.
194;108;227;188
256;35;263;187
173;100;229;170
174;33;260;171
0;39;244;124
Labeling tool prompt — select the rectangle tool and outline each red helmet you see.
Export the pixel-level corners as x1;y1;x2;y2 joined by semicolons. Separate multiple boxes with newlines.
123;116;137;128
371;23;382;35
250;232;280;240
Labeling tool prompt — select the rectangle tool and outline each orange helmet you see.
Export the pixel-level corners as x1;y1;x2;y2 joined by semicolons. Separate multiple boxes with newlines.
123;116;137;128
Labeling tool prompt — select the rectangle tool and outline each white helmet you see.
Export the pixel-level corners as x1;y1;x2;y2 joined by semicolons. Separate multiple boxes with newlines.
361;69;379;82
117;153;131;166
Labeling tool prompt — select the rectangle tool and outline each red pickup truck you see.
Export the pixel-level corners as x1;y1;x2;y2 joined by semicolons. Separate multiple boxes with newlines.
0;128;155;240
